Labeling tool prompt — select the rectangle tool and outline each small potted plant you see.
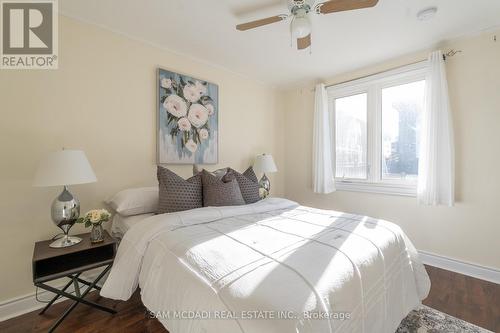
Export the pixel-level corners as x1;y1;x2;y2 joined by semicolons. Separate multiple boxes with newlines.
76;209;111;243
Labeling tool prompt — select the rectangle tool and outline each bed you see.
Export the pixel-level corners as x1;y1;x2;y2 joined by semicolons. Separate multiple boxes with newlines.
110;213;155;239
101;197;430;333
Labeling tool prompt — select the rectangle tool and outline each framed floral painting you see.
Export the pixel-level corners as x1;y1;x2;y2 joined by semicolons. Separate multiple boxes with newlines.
157;68;218;164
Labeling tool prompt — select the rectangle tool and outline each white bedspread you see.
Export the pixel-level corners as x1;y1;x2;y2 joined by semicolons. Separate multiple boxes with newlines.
101;198;430;333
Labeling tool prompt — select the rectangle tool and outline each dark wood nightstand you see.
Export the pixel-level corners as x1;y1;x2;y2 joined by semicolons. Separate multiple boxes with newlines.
32;230;117;332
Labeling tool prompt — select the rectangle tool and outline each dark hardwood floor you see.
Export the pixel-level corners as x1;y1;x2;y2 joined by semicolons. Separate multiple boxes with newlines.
0;265;498;332
0;291;166;333
422;265;499;332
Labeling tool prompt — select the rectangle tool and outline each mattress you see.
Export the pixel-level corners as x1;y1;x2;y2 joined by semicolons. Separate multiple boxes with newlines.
101;198;430;333
110;213;155;238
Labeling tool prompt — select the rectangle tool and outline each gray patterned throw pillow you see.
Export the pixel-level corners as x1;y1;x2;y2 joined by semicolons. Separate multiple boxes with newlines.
228;167;261;204
201;170;245;207
157;166;203;214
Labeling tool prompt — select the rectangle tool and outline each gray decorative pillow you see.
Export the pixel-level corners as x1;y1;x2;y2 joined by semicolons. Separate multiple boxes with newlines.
201;170;245;207
229;167;261;204
157;166;202;214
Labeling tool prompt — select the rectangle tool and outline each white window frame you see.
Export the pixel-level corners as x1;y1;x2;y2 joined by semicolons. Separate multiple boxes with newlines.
327;61;428;196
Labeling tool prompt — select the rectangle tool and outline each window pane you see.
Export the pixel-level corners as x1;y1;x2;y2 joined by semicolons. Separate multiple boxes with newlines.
335;93;368;179
381;80;425;180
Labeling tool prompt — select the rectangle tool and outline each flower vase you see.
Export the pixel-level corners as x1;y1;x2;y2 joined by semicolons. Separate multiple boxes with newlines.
90;223;104;243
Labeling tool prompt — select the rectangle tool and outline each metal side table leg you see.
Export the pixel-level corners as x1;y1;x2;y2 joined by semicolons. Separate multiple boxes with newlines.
39;273;82;315
45;265;115;333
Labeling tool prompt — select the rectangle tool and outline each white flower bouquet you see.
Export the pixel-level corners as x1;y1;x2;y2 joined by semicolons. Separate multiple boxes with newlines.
76;209;111;228
160;74;215;156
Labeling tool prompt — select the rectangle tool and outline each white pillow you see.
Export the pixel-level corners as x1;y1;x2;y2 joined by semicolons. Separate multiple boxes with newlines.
106;187;158;216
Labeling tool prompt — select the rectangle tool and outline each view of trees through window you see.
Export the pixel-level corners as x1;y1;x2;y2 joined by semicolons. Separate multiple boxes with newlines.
334;93;367;179
381;80;425;180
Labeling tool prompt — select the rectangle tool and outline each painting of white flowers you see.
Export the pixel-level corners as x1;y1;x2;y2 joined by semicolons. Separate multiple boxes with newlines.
157;68;218;164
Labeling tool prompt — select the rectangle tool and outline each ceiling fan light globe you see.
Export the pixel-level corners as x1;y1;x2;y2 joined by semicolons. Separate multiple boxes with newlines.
291;16;311;38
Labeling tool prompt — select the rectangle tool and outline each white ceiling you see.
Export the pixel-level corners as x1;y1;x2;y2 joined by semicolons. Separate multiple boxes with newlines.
60;0;500;87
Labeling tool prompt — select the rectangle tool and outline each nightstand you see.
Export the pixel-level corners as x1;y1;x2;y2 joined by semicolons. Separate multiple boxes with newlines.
32;230;117;332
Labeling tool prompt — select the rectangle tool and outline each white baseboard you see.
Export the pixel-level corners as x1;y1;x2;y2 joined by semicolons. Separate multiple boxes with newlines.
419;250;500;284
0;284;67;322
0;271;102;322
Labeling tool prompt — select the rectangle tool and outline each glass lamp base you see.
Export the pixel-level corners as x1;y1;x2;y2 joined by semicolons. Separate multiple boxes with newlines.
49;235;82;248
259;173;271;198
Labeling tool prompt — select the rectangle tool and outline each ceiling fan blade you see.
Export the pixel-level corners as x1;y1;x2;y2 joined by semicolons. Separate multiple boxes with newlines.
317;0;379;14
236;15;287;31
297;34;311;50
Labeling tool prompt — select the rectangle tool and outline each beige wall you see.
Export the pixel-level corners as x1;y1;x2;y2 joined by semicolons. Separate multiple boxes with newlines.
282;30;500;271
0;14;498;307
0;16;284;302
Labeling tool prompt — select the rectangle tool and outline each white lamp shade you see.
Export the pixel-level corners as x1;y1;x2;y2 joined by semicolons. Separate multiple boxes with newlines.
33;150;97;187
253;154;277;174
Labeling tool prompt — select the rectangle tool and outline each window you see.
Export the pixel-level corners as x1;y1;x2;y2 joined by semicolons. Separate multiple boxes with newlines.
335;93;367;180
381;81;424;181
328;62;427;196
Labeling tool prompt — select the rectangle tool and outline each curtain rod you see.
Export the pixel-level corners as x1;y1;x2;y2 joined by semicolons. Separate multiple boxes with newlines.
321;59;426;90
312;49;462;91
443;49;462;60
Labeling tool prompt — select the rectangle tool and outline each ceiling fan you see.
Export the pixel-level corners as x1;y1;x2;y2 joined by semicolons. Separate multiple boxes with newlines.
236;0;379;50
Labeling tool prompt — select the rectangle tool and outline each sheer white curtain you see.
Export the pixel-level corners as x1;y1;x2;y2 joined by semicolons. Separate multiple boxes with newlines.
313;84;336;194
418;50;455;206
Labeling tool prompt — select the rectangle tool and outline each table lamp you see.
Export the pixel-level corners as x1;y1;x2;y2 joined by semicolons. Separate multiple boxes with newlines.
253;153;277;198
33;149;97;248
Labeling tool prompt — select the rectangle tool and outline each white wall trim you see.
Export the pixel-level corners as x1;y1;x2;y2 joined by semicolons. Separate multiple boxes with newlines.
0;284;66;322
419;250;500;285
0;272;101;322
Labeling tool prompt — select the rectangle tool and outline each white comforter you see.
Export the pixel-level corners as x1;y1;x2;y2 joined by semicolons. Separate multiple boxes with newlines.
101;198;430;333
